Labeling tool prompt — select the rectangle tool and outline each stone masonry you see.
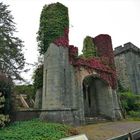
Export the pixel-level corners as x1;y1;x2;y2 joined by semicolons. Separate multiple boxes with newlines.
114;42;140;94
40;40;122;125
39;3;122;125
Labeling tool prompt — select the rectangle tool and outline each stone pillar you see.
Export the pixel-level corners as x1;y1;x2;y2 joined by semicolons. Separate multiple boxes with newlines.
40;43;76;125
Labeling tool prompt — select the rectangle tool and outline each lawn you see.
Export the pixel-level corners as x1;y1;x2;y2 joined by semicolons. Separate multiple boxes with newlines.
0;119;77;140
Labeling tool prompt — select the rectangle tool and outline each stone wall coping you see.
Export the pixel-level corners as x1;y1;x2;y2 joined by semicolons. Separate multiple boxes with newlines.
14;108;77;112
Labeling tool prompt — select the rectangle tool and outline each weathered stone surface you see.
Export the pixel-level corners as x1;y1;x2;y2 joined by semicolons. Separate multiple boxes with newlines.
34;88;42;109
40;43;122;125
40;43;81;125
114;42;140;94
115;53;130;90
77;68;122;120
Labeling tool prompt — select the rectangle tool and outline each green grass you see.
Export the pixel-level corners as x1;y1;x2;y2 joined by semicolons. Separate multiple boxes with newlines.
0;119;77;140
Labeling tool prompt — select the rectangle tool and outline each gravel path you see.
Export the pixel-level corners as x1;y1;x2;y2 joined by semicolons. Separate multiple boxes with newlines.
76;121;140;140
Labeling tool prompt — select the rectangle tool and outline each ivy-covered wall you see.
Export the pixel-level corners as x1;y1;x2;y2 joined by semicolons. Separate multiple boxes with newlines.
70;34;117;89
82;36;97;58
37;2;69;54
37;2;116;91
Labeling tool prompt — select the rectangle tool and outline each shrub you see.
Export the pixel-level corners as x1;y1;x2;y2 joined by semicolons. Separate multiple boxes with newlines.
0;119;78;140
0;72;12;124
0;92;10;128
119;91;140;113
128;111;140;118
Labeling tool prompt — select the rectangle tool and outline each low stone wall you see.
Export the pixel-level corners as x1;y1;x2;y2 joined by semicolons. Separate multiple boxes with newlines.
11;109;78;124
40;108;79;125
11;110;42;121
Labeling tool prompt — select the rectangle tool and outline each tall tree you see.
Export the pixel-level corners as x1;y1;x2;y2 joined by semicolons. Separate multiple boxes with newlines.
0;2;25;80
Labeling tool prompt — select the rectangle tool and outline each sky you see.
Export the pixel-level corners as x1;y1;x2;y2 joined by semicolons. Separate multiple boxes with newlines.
1;0;140;84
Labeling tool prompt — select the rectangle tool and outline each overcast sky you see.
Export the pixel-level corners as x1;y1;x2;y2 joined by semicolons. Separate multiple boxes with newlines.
2;0;140;84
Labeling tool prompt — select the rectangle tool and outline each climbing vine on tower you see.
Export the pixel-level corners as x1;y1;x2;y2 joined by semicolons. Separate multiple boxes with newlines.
37;2;69;54
82;36;97;58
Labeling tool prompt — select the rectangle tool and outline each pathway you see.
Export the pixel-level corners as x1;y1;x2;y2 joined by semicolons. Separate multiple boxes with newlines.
76;121;140;140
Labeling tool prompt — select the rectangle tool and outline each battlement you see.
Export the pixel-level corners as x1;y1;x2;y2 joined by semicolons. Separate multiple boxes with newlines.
114;42;140;56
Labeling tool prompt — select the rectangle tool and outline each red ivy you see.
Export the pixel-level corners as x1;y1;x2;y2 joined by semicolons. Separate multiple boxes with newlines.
53;28;69;47
69;45;78;64
72;57;117;89
54;31;117;89
93;34;115;66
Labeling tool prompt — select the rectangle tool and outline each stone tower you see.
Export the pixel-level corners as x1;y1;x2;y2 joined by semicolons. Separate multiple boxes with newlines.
39;3;122;125
114;42;140;94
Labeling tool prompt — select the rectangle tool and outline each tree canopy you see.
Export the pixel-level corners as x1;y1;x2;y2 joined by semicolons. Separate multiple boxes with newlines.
0;2;25;80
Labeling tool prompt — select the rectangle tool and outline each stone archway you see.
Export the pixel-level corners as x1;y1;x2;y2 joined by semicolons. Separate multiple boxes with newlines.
82;75;114;119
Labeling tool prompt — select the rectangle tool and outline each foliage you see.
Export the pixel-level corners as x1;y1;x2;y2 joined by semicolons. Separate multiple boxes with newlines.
0;2;25;80
82;36;97;58
93;34;115;66
0;119;78;140
117;80;127;92
37;2;69;54
33;65;43;92
0;72;12;115
70;34;117;89
69;45;78;64
14;84;34;99
128;111;140;118
119;91;140;112
72;57;116;89
0;92;10;128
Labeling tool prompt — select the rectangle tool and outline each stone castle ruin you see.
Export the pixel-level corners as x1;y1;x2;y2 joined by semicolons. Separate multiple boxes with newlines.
38;2;122;125
114;42;140;94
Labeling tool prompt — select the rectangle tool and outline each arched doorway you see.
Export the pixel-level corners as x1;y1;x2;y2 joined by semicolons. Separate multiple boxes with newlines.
83;75;113;119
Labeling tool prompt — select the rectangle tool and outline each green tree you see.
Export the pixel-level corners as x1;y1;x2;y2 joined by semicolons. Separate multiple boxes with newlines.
0;2;25;80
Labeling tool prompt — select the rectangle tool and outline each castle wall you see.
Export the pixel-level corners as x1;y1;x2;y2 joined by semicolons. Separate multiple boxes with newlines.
40;43;84;125
115;43;140;94
76;68;122;120
115;53;130;90
40;43;122;125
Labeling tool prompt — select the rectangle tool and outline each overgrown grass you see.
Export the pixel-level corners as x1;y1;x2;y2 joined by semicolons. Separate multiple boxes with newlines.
0;119;78;140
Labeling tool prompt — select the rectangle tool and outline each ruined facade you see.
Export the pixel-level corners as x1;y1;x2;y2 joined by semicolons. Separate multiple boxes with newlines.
39;3;122;125
114;42;140;94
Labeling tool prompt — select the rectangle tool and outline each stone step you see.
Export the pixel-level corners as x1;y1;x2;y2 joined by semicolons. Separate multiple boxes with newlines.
85;116;108;124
